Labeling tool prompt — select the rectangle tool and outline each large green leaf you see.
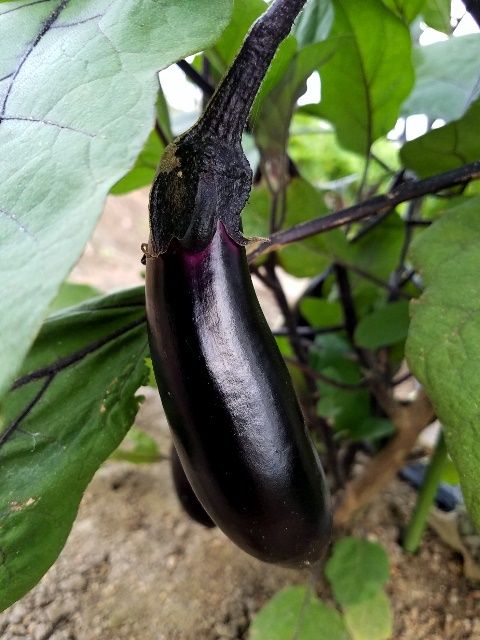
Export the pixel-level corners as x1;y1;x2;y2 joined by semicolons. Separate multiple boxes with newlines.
325;537;390;607
0;287;147;610
249;586;349;640
406;197;480;529
402;35;480;122
401;99;480;177
318;0;414;156
0;0;232;398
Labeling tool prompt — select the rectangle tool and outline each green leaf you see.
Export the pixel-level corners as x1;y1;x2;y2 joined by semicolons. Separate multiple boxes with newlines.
325;537;390;607
318;0;414;155
0;287;148;610
0;0;232;398
344;590;393;640
354;300;410;349
406;197;480;529
311;335;371;433
111;426;163;464
381;0;426;22
300;298;344;328
294;0;334;46
422;0;452;34
401;99;480;177
249;586;349;640
402;35;480;122
211;0;264;68
278;179;350;277
48;281;100;313
111;128;164;195
347;416;395;442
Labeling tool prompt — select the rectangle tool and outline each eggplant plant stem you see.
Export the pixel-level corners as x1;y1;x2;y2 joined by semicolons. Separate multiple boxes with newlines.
198;0;307;142
403;431;448;554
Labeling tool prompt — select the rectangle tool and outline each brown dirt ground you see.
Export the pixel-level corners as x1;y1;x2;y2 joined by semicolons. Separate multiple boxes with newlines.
1;191;479;639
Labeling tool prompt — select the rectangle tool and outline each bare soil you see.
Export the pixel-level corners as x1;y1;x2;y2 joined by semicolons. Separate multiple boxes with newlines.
1;191;479;639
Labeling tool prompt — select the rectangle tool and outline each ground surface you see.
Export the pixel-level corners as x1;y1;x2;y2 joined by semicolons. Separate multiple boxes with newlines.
1;191;479;639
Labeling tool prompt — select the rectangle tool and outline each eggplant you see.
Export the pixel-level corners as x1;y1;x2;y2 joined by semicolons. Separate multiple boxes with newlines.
170;444;216;529
145;0;331;567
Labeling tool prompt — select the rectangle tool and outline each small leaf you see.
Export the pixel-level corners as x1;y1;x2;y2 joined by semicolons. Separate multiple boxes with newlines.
249;586;349;640
406;197;480;529
325;537;390;607
111;426;163;465
0;287;147;610
401;99;480;177
300;298;344;328
354;300;410;349
422;0;452;34
344;590;393;640
347;416;395;442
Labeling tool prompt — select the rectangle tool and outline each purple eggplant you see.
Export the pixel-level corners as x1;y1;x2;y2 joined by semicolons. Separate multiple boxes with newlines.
170;444;215;529
146;222;330;567
145;0;331;567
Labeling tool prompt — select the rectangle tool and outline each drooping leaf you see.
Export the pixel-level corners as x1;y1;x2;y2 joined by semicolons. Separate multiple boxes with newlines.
401;99;480;177
0;0;232;398
354;300;410;349
0;287;147;610
381;0;426;22
422;0;452;34
402;35;480;122
249;586;349;640
344;590;393;640
325;537;390;607
318;0;414;156
406;197;480;529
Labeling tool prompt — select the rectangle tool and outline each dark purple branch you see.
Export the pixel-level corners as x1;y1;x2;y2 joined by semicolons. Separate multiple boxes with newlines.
248;161;480;261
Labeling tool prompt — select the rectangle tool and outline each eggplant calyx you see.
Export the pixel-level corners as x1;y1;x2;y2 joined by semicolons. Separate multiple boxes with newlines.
149;131;252;255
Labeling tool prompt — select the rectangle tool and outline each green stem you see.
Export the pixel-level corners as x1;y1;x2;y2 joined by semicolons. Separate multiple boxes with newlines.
403;431;448;553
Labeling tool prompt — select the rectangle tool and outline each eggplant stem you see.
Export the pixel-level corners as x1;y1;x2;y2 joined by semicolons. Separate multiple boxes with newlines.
197;0;307;142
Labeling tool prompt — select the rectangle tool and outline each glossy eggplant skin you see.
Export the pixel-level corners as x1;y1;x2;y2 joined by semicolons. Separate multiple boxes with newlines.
170;445;216;528
146;222;331;567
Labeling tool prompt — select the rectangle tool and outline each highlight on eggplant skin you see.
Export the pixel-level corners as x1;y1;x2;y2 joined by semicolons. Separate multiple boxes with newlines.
170;445;216;529
146;221;331;568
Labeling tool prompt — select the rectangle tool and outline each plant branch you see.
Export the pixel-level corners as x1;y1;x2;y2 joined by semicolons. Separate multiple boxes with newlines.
247;161;480;261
